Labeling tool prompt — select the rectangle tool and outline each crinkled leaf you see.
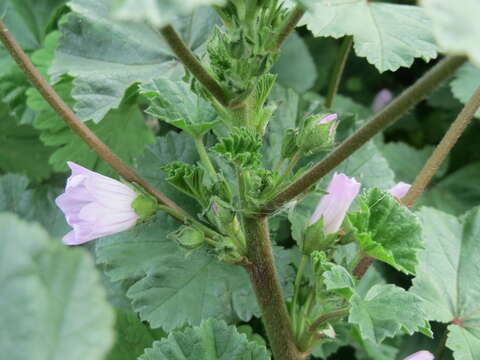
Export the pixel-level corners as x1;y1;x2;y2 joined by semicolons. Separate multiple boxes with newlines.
139;319;269;360
412;207;480;359
349;284;427;344
350;188;424;275
28;79;155;176
0;0;66;51
421;163;480;216
323;263;355;299
380;141;447;183
213;128;262;169
0;174;69;237
134;132;201;215
422;0;480;67
140;79;219;137
0;103;54;181
0;212;115;360
96;212;260;332
451;63;480;119
0;64;36;124
271;32;317;93
0;0;67;122
106;309;164;360
51;0;218;122
350;326;400;360
301;0;438;72
113;0;225;27
446;324;480;360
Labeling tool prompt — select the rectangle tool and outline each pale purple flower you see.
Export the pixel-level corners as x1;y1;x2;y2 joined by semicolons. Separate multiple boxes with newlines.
316;113;338;124
403;350;434;360
372;89;394;113
316;113;338;137
309;173;361;234
389;182;411;200
55;162;139;245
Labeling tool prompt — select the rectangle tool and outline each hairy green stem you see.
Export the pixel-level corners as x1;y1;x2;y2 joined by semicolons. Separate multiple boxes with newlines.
291;254;308;334
325;36;353;109
244;217;305;360
0;20;189;220
160;25;230;107
403;86;480;207
194;136;218;182
274;6;306;50
261;56;467;215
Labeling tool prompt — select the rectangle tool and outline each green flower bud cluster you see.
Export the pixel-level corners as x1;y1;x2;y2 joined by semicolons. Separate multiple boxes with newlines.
207;0;288;104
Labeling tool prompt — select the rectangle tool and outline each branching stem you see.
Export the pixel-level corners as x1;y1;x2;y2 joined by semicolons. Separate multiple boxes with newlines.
261;56;467;215
160;25;230;107
274;6;306;49
403;87;480;207
0;20;190;220
244;217;305;360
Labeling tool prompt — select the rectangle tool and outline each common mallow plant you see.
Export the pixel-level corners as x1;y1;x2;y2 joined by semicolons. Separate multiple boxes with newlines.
2;0;480;359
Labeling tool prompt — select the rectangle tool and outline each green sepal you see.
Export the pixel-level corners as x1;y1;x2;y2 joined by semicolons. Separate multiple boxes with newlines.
169;226;206;250
281;128;300;159
204;197;236;231
296;113;337;156
213;241;245;264
131;193;159;221
211;177;234;203
212;127;262;168
303;218;337;255
162;161;207;205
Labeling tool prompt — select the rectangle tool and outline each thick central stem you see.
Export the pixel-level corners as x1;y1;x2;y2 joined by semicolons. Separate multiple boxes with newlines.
244;216;305;360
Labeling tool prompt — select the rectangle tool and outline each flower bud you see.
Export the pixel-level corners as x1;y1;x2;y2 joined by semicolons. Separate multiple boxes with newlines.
403;351;434;360
309;173;361;235
372;89;393;113
170;226;205;250
55;162;147;245
388;181;411;200
297;113;338;156
281;128;300;159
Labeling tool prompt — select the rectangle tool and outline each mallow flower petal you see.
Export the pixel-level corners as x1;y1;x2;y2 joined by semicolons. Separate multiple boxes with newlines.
389;182;411;200
310;173;361;234
56;161;141;245
403;351;434;360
